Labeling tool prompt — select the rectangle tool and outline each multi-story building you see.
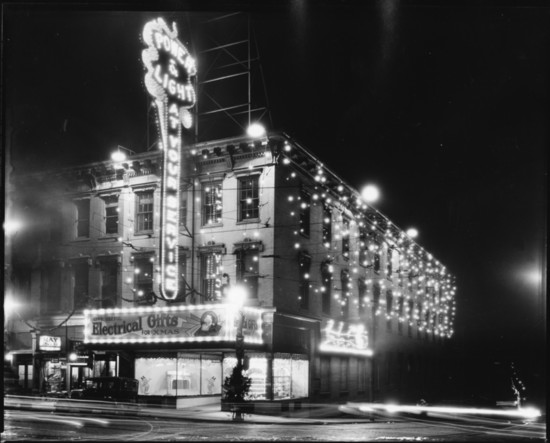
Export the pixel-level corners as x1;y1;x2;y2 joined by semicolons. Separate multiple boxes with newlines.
5;132;456;409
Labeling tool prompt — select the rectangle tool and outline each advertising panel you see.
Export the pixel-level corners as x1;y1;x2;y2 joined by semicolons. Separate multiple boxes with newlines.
84;304;267;345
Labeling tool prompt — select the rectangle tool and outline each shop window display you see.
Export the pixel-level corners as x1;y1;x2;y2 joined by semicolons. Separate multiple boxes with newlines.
223;354;309;400
222;356;267;400
43;360;66;393
136;355;222;396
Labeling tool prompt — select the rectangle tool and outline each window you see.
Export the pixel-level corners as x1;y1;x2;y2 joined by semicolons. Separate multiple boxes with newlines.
99;259;118;308
180;187;189;228
340;269;351;318
358;359;367;393
103;196;119;235
322;205;332;246
386;247;393;277
398;295;404;334
341;218;350;259
41;263;61;313
373;250;381;273
175;254;188;301
321;261;333;314
202;182;223;225
299;188;310;237
359;227;368;267
358;278;367;315
372;283;381;314
339;358;349;391
320;357;330;393
75;199;90;238
134;256;154;301
238;176;259;221
200;252;224;302
299;252;311;309
135;192;154;233
73;261;89;309
236;249;259;299
386;289;393;314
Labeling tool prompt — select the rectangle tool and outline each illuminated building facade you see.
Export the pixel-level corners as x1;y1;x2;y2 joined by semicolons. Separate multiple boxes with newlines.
5;132;457;409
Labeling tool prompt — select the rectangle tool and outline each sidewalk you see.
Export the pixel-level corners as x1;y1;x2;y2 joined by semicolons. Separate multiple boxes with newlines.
136;402;373;425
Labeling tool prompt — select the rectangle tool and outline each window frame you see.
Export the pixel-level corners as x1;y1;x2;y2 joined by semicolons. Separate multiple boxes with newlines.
237;175;260;222
75;199;90;238
235;248;259;299
135;191;154;234
202;181;223;226
299;252;312;309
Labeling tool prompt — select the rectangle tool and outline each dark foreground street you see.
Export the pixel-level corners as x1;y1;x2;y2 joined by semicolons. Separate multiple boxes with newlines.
2;397;546;442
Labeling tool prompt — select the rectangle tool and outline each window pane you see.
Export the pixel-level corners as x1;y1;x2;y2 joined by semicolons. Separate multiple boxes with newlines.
134;257;153;299
100;260;118;308
74;262;89;309
299;189;310;237
202;183;222;225
76;200;90;237
136;192;153;232
236;250;259;299
105;205;118;234
238;177;259;221
201;253;223;302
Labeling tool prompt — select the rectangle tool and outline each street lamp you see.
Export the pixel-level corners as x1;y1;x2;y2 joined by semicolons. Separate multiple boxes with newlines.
246;122;266;139
226;284;248;421
110;145;135;163
361;184;380;204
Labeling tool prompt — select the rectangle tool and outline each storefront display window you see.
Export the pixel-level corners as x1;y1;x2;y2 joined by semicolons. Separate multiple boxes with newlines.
223;354;308;401
222;356;267;400
43;360;66;393
274;357;309;399
136;354;222;397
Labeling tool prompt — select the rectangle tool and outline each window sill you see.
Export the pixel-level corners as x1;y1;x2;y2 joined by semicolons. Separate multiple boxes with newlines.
99;235;119;241
71;237;90;243
134;231;154;237
236;218;260;225
201;223;223;228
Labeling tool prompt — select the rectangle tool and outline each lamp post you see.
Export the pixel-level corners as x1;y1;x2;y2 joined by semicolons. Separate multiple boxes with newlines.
226;285;249;421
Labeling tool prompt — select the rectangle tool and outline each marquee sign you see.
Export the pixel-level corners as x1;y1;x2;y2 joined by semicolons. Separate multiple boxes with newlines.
142;18;197;300
319;320;372;356
83;305;267;344
39;335;62;352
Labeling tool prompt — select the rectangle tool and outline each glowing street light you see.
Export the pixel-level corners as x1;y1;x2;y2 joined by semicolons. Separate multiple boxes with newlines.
406;228;419;239
246;122;266;139
110;145;135;162
226;284;248;421
361;184;380;203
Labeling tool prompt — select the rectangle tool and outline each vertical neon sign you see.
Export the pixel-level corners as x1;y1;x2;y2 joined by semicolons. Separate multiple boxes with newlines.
142;18;197;299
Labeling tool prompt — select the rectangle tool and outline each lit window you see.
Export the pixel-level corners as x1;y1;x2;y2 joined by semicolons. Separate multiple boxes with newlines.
321;260;332;315
236;249;259;299
322;205;332;246
134;256;154;303
202;182;223;225
342;218;350;259
299;252;311;309
238;176;259;221
201;252;223;302
340;269;351;318
135;192;154;233
299;188;310;237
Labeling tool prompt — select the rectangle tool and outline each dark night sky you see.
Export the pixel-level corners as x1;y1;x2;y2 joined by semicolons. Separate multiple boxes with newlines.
3;1;547;369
